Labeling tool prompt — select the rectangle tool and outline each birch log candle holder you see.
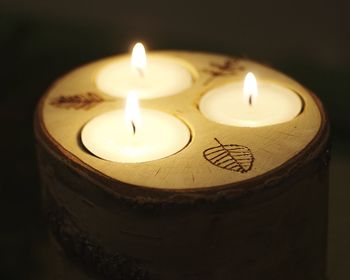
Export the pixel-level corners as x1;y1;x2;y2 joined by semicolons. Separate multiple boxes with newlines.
35;50;330;280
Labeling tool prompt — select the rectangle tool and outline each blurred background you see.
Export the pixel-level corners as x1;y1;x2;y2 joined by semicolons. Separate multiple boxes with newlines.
0;0;349;279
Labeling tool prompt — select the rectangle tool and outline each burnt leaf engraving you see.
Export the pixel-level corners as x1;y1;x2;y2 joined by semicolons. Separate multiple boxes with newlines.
50;92;105;110
202;58;245;85
203;138;254;173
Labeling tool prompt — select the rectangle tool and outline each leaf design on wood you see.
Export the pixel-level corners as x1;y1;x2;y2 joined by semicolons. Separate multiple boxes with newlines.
203;138;254;173
202;58;245;85
50;92;105;110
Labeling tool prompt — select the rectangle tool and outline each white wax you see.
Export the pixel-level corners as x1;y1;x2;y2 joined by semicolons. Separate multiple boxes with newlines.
96;57;193;99
81;109;190;163
199;82;302;127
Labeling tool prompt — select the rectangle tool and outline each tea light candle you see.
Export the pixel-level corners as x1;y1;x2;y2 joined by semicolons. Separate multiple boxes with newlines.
81;92;190;163
199;72;302;127
96;43;193;99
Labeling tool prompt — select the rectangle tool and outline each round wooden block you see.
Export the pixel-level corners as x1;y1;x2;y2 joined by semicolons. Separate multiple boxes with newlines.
35;51;330;280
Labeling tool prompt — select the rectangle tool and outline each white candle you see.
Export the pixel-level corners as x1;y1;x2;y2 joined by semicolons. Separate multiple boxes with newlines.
199;73;302;127
96;43;193;99
81;92;190;163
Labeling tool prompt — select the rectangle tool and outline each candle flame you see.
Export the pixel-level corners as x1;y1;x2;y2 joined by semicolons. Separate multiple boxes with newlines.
131;42;147;77
243;72;258;106
125;91;141;135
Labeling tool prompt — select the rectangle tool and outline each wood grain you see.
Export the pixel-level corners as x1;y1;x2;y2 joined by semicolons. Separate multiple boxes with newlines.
36;51;324;191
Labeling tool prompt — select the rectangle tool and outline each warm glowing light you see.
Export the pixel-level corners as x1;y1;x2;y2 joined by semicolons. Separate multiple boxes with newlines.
243;72;258;106
131;42;147;76
125;91;141;135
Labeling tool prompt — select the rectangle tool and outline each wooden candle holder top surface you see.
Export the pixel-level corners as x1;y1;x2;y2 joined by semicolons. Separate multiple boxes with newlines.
36;51;327;194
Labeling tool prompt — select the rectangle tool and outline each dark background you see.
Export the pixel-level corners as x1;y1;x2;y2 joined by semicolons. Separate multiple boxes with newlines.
0;0;349;279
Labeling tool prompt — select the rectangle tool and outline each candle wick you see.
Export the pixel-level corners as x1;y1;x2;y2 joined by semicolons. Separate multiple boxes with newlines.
248;95;253;106
136;67;144;78
131;121;136;135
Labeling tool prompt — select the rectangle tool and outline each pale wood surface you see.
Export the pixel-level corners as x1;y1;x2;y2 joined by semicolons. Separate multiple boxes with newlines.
40;51;322;190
